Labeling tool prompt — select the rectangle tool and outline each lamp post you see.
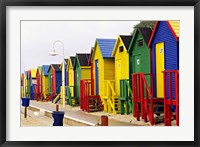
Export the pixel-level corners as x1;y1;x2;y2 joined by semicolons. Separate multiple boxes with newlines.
49;40;65;108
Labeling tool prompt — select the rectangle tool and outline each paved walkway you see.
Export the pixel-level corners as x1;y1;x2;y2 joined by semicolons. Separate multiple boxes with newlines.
29;101;141;126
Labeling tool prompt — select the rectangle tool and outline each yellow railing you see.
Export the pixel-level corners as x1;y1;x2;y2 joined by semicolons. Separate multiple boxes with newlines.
103;80;118;114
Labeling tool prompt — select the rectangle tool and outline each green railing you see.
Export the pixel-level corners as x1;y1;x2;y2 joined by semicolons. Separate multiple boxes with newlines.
66;85;79;106
119;79;133;115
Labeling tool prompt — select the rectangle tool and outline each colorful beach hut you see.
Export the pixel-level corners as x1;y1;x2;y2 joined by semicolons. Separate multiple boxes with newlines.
91;38;117;113
67;56;76;97
42;65;49;99
148;21;179;98
36;66;42;100
24;71;29;97
66;56;77;105
30;69;37;100
21;73;24;98
112;35;132;96
112;35;133;114
59;59;68;104
88;47;95;95
74;53;91;103
47;64;62;95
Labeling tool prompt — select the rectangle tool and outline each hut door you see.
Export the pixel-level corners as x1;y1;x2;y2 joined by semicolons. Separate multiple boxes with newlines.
134;55;141;73
95;60;99;95
156;42;165;98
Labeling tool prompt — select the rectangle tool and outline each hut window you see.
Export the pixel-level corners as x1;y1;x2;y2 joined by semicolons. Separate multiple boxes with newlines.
138;39;144;47
119;46;124;53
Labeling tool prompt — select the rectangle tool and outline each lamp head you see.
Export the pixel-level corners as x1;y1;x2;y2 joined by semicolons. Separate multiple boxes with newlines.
49;49;59;56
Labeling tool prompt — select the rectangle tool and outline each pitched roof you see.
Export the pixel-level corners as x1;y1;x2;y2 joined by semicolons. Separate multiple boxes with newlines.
88;47;94;65
138;28;153;45
96;38;116;58
120;35;133;49
76;53;90;66
52;64;61;71
25;71;28;78
37;66;42;74
70;56;76;68
148;21;178;47
42;65;50;76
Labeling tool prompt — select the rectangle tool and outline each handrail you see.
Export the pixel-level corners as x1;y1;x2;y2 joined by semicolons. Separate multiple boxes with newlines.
104;80;117;113
125;80;133;96
108;81;116;96
162;70;179;126
132;72;154;124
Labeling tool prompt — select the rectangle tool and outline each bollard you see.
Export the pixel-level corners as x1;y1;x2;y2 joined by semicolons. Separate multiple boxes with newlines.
101;115;108;126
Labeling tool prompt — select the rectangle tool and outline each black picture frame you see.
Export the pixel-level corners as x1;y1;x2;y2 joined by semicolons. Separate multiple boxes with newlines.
0;0;199;146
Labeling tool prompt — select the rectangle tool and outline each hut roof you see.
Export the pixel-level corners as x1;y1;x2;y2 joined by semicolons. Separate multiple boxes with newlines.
120;35;133;49
76;53;90;66
95;38;116;58
42;65;50;76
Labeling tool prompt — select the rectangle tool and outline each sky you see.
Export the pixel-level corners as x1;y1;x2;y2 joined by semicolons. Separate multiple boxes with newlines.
21;20;140;73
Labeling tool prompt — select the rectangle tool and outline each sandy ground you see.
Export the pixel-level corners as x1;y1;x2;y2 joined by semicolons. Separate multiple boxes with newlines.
21;107;68;126
21;101;176;126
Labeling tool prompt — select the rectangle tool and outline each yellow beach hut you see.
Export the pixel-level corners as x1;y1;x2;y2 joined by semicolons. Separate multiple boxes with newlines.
66;56;76;106
91;38;117;114
112;35;133;97
112;35;133;114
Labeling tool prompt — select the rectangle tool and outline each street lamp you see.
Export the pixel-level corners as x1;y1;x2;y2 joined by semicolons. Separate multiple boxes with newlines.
49;40;65;108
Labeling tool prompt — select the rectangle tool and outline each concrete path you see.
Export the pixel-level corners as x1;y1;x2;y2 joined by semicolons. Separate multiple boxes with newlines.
29;101;141;126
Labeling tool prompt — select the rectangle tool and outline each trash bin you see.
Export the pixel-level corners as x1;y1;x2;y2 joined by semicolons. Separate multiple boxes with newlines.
21;98;30;107
52;111;65;126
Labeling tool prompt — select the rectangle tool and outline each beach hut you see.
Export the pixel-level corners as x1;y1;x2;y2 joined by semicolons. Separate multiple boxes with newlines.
24;71;28;97
148;21;179;98
41;65;49;99
111;35;133;114
88;47;94;95
74;53;91;103
79;48;104;112
91;38;117;113
47;64;62;95
36;66;43;100
30;69;37;100
129;28;153;78
112;35;133;96
66;56;77;105
21;73;24;98
67;56;76;96
59;59;68;104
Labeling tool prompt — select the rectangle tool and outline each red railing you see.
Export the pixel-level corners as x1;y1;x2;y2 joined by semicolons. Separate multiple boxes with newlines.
163;70;179;126
132;73;159;125
80;79;92;112
80;79;102;112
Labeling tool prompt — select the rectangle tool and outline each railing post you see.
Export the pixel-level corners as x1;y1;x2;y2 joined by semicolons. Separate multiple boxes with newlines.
175;71;179;126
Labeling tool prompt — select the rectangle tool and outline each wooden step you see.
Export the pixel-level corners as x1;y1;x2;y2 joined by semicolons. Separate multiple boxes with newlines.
89;108;103;112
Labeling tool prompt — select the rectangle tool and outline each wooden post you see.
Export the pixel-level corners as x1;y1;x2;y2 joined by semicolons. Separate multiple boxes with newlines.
24;107;27;118
101;115;108;126
56;104;59;112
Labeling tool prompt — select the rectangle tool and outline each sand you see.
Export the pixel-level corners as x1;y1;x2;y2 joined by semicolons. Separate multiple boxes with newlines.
21;101;176;126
